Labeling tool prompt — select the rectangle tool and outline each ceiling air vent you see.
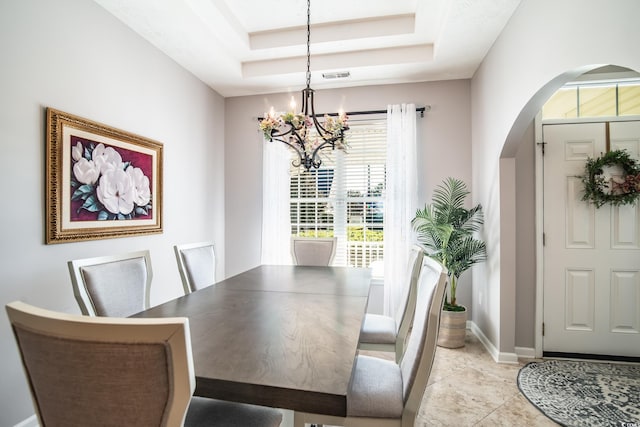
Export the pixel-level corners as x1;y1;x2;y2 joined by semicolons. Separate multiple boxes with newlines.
322;71;351;80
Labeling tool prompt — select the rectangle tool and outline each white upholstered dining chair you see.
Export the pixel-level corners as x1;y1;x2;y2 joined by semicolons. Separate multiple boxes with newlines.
294;255;448;427
6;301;284;427
358;245;425;362
174;241;216;294
68;250;152;317
291;237;337;266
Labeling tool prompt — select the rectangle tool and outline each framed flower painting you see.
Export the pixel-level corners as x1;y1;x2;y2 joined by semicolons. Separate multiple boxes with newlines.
46;108;163;243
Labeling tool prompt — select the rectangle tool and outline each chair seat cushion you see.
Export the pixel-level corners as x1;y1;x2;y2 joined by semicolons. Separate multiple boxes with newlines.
185;396;283;427
347;355;403;418
359;314;397;344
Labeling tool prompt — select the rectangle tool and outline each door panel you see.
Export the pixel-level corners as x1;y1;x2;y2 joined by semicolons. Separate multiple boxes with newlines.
610;270;640;333
566;175;595;248
565;268;595;331
612;204;640;249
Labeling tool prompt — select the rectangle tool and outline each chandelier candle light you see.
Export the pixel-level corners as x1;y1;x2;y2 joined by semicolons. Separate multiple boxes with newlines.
259;0;349;171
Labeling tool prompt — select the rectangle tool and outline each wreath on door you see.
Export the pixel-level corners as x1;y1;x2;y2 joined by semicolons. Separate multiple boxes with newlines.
580;149;640;208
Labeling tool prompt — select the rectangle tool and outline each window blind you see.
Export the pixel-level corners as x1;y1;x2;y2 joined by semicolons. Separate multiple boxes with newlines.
289;118;387;267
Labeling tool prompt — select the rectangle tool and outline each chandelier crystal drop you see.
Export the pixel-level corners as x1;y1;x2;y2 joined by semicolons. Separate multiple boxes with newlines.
259;0;349;171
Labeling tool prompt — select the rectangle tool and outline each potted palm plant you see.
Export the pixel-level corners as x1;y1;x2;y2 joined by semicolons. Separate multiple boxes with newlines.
411;177;487;348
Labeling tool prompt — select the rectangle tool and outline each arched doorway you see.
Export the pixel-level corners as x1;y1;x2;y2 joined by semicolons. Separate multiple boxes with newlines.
535;66;640;359
501;64;640;360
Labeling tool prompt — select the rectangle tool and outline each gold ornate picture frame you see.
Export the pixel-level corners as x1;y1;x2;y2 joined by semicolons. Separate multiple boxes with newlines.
46;108;163;244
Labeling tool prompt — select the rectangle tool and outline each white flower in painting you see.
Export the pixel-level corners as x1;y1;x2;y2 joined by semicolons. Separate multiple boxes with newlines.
73;157;100;185
96;168;135;215
126;165;151;206
72;141;83;162
93;143;123;174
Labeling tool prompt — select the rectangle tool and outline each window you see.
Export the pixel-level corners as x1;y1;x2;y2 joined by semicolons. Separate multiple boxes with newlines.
619;83;640;115
578;85;616;116
542;80;640;119
542;87;578;119
289;118;387;267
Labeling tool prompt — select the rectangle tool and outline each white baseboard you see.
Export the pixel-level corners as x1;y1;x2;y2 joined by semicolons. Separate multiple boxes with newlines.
467;321;518;364
14;415;38;427
515;346;536;359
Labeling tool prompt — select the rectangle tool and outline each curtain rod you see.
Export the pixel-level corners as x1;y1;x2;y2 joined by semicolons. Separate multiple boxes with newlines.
340;105;430;118
258;105;430;121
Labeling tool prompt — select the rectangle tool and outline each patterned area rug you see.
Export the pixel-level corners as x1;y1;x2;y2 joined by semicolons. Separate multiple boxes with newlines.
518;360;640;427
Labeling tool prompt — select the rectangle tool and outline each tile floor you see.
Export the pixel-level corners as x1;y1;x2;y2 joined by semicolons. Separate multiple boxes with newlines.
415;332;558;426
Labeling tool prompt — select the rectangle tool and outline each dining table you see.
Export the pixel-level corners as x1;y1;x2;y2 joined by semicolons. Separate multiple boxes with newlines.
133;264;371;417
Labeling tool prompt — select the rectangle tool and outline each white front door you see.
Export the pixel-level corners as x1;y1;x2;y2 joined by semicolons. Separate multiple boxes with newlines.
543;121;640;357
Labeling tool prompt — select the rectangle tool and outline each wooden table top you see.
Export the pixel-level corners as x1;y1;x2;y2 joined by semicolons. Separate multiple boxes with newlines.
134;265;371;416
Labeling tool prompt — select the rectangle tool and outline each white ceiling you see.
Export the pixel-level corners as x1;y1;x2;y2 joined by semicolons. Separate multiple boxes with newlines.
94;0;522;97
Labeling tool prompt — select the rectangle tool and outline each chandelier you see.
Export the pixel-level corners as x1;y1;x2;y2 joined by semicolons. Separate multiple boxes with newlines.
259;0;349;171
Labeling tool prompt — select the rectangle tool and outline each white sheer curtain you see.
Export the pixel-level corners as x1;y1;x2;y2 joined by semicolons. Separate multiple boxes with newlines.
384;104;418;317
261;141;292;265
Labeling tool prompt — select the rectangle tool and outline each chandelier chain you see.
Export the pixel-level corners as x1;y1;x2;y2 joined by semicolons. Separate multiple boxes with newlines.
258;0;349;171
306;0;311;89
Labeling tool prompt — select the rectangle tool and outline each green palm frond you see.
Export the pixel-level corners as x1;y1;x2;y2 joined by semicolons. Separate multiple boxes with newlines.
412;177;487;308
446;237;487;278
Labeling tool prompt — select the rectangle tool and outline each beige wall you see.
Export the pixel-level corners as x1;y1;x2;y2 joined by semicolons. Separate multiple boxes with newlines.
0;1;225;424
515;121;536;348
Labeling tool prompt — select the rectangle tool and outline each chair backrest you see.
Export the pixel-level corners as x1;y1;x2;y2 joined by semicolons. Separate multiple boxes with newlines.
399;255;448;419
5;301;194;427
394;245;425;335
68;250;152;317
174;242;216;294
290;237;337;266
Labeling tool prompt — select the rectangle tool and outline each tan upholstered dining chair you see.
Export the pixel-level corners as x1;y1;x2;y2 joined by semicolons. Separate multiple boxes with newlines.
174;241;216;294
290;237;337;266
68;251;153;317
68;250;152;317
6;301;284;427
294;255;448;427
358;245;425;362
